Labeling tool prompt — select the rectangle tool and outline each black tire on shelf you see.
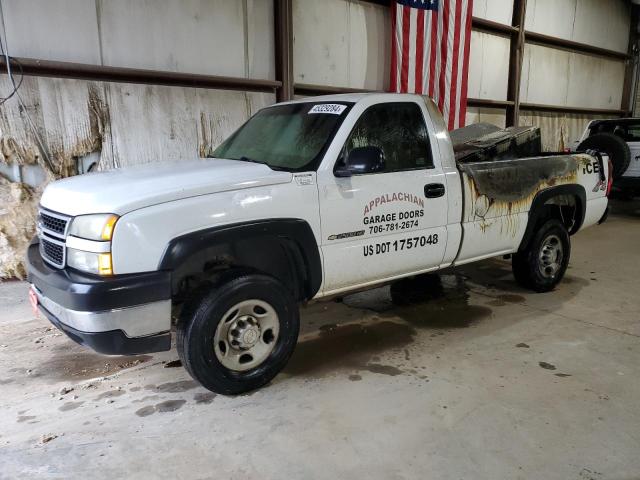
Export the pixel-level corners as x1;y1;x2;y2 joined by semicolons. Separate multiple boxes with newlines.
577;132;631;180
511;219;571;293
176;272;299;395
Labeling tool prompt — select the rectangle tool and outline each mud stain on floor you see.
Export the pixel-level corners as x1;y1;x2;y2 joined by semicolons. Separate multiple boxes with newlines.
58;401;84;412
135;405;156;417
134;399;187;417
487;299;506;307
95;389;126;401
499;294;525;303
17;415;36;423
362;364;404;376
539;361;557;370
148;380;199;393
285;321;416;377
156;400;186;413
194;392;216;405
486;294;525;307
348;374;362;381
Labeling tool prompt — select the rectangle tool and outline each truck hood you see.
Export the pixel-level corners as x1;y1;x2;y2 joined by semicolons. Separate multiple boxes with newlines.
40;158;293;216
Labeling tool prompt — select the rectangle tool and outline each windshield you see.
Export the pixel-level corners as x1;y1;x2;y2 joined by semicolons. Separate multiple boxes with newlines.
212;102;353;171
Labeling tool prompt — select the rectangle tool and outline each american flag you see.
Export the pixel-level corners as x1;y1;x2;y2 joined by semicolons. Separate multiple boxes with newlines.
390;0;473;130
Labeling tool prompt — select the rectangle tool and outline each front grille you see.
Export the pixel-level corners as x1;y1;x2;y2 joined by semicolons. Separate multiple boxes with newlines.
40;237;65;268
38;209;70;238
40;212;68;236
38;208;71;268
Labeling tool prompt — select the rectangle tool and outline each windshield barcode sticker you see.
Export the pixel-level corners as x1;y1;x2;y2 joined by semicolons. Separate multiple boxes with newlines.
308;104;347;115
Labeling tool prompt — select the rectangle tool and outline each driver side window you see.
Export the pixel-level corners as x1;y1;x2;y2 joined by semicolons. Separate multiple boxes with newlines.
341;102;433;173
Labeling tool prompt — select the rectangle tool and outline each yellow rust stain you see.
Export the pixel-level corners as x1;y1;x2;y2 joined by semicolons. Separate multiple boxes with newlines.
464;161;580;239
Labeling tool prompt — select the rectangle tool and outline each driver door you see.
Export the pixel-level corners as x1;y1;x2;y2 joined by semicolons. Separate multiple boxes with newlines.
317;101;448;295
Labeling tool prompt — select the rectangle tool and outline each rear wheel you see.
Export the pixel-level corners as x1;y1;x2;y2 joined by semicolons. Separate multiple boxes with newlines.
177;272;299;395
512;219;570;292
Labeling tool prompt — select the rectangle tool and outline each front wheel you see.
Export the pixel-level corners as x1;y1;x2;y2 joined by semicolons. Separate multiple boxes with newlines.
177;273;299;395
512;219;570;292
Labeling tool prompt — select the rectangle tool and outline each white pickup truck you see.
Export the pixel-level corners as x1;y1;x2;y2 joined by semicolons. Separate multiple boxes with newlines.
27;93;611;394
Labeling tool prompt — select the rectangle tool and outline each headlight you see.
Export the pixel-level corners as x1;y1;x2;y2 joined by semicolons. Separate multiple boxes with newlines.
67;249;113;276
68;214;118;241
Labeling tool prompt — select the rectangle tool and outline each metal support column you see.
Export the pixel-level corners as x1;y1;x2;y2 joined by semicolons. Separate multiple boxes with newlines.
274;0;294;102
505;0;527;127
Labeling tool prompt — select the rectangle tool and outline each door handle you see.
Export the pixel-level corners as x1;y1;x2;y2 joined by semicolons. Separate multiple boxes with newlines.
424;183;445;198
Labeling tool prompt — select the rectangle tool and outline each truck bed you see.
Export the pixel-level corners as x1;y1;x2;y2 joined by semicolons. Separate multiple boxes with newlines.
450;122;542;163
450;122;603;203
448;122;607;265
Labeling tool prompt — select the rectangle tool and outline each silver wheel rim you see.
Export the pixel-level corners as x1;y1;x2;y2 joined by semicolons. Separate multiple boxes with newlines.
213;299;280;372
538;234;563;279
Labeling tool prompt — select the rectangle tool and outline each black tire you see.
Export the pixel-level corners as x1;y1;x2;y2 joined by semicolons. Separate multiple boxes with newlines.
512;219;570;293
176;272;299;395
577;132;630;179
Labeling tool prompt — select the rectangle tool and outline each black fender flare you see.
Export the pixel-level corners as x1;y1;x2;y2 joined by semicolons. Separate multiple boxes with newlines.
158;218;322;300
518;184;586;251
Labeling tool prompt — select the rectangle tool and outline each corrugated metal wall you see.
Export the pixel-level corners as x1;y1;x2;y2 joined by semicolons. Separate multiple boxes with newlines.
0;0;276;173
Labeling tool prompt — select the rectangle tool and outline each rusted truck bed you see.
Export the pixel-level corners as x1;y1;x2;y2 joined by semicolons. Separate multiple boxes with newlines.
447;122;608;266
450;122;604;205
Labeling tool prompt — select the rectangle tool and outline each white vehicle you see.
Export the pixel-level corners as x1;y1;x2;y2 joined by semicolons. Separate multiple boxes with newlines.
28;93;611;394
574;118;640;195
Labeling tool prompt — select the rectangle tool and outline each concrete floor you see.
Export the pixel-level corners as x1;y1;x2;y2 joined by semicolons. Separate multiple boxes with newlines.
1;201;639;480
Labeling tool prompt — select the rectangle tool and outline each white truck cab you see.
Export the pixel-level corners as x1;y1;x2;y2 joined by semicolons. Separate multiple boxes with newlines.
28;93;610;394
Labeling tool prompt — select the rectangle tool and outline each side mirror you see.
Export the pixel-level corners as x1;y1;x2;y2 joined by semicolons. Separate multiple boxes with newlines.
334;146;385;177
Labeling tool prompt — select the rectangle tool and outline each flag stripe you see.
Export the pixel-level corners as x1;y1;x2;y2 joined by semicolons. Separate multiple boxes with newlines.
400;5;411;92
390;0;473;130
407;7;417;92
415;8;425;95
428;9;438;97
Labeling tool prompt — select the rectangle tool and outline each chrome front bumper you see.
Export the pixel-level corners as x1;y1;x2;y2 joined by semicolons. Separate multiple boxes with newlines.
26;241;172;355
32;284;171;338
31;284;172;355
